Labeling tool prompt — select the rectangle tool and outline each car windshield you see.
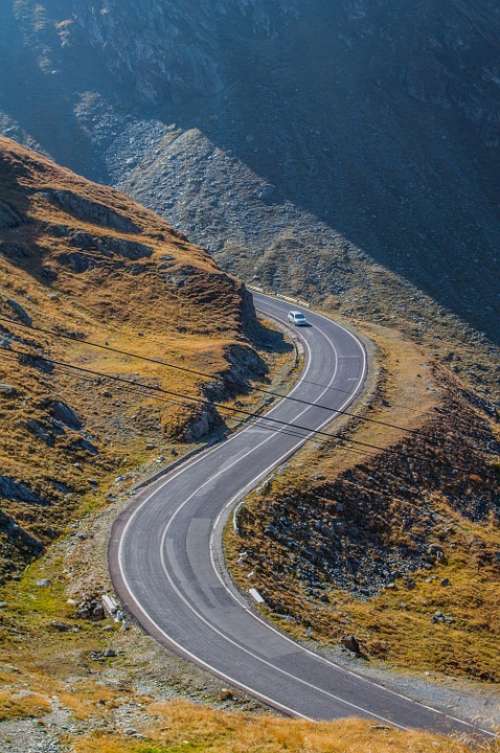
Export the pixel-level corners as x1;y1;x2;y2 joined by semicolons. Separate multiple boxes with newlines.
295;313;305;319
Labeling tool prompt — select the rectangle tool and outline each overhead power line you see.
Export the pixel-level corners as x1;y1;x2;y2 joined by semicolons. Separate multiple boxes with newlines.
0;313;475;444
0;345;479;475
1;348;472;525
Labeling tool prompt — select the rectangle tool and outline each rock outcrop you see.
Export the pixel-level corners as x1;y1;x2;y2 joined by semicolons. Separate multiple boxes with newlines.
42;190;141;234
0;200;23;230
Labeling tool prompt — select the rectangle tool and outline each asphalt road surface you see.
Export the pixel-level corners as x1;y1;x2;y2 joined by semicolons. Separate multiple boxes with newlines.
109;292;493;738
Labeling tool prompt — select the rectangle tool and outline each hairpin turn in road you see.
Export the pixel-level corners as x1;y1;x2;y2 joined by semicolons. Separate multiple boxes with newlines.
109;292;493;738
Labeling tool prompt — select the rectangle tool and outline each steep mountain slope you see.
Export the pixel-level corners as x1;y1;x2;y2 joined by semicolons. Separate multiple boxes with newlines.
0;0;499;350
0;135;267;581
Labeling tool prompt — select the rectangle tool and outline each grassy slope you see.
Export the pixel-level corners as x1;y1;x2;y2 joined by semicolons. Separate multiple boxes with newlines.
228;320;499;683
0;135;266;580
69;702;499;753
1;694;498;753
0;139;497;751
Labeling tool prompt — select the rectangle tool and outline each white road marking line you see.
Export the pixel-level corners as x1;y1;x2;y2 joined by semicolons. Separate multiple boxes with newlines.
152;316;410;728
243;304;495;737
115;295;494;737
242;304;494;737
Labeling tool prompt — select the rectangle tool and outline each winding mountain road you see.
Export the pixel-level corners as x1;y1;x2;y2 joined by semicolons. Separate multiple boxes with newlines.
109;292;492;737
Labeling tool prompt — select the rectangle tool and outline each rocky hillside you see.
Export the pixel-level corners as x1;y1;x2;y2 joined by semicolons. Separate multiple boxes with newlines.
228;324;500;682
0;135;267;581
0;0;499;352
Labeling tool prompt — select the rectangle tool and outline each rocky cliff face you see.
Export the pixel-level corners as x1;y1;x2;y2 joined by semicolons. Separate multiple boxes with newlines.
0;0;499;346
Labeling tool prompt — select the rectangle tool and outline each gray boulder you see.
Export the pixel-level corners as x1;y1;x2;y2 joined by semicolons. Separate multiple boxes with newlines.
25;419;56;447
0;476;47;505
0;200;23;229
42;189;141;234
0;383;17;397
48;401;83;430
341;634;364;657
6;298;32;325
71;437;99;455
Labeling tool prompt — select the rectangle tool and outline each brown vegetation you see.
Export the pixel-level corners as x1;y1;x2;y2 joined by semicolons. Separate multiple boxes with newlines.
0;136;274;581
70;701;499;753
228;323;500;681
0;690;51;722
0;138;497;751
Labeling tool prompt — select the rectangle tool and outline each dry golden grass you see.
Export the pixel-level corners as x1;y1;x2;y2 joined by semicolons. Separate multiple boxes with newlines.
0;135;271;580
299;318;439;477
0;690;51;721
227;322;500;681
70;700;499;753
58;681;127;721
229;512;500;681
0;650;139;723
1;139;496;750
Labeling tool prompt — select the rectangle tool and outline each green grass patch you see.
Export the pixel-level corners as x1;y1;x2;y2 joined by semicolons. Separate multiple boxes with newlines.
2;556;69;623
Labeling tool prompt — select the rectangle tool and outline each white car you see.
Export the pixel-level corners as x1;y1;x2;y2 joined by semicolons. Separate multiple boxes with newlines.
288;310;308;326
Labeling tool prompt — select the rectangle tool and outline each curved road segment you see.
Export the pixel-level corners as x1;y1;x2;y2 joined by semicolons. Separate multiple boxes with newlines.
109;292;491;738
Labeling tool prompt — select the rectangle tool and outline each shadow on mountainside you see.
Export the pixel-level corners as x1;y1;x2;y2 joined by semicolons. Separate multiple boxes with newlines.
1;0;498;342
170;1;499;342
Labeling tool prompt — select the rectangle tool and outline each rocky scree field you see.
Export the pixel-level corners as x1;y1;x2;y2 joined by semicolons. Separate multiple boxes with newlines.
0;0;499;404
